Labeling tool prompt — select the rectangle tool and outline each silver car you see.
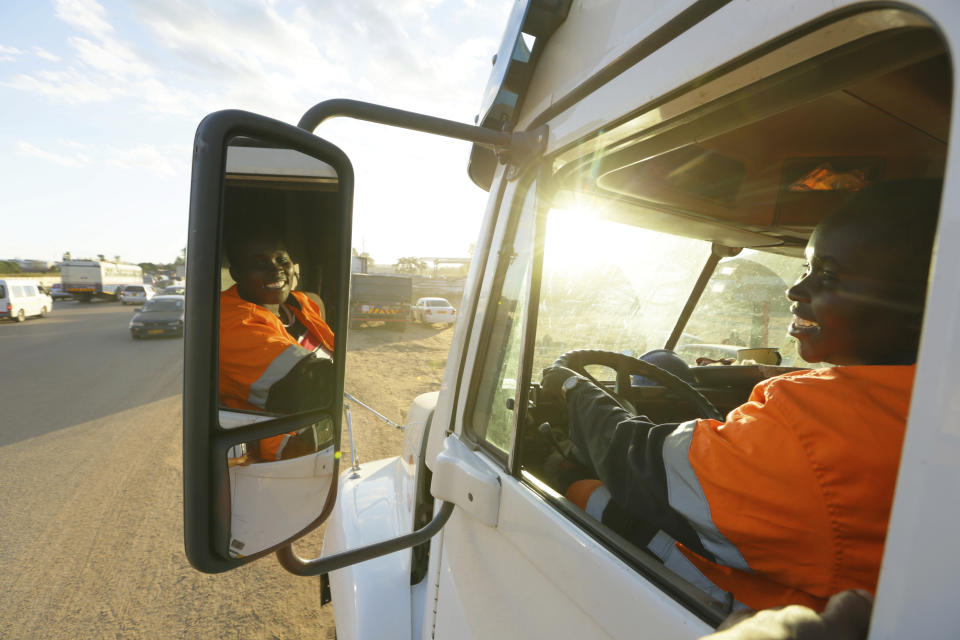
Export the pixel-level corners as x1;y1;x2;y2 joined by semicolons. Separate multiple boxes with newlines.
120;284;156;305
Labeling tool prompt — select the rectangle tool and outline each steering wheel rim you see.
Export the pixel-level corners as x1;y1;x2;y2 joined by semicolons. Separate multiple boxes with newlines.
555;349;723;422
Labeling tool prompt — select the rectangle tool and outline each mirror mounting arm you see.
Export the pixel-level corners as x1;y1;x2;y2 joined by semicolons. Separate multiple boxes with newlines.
275;501;455;577
297;99;547;165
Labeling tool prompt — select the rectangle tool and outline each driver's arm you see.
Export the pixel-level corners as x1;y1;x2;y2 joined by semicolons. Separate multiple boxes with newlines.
548;366;848;611
559;376;716;559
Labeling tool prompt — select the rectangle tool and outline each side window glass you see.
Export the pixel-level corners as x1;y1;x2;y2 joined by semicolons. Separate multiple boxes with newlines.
470;185;537;453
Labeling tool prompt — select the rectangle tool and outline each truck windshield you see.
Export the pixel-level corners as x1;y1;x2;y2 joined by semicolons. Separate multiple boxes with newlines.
532;208;810;376
532;208;711;376
684;249;807;367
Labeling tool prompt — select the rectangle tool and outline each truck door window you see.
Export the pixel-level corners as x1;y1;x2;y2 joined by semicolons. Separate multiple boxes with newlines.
470;185;537;453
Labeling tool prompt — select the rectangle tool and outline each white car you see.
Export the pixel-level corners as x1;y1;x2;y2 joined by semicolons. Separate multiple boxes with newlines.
411;297;457;325
0;278;53;322
120;284;155;305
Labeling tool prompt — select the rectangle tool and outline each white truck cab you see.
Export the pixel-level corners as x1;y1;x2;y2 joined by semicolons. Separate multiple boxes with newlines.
182;1;960;638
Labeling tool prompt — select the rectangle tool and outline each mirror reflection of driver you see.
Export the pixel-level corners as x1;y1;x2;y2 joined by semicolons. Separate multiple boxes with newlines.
219;229;335;462
541;180;941;612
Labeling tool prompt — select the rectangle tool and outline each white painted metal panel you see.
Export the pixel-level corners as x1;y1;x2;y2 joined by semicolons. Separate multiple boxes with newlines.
324;457;414;640
433;460;712;639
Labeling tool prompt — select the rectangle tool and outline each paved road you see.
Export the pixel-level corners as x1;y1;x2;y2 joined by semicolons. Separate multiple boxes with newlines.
0;300;334;639
0;300;183;446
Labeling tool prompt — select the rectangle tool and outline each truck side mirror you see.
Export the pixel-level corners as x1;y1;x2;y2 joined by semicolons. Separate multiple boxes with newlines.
183;110;353;573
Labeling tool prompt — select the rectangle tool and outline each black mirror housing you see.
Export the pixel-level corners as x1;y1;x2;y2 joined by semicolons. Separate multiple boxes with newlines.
183;110;353;573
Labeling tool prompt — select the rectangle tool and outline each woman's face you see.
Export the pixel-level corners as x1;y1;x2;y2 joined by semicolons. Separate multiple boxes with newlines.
231;239;295;307
786;221;921;366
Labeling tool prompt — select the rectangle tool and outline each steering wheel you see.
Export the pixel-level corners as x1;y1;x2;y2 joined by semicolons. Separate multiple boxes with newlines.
554;349;723;422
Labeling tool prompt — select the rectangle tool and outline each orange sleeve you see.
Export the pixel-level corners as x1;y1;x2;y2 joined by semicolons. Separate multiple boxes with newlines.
219;303;299;410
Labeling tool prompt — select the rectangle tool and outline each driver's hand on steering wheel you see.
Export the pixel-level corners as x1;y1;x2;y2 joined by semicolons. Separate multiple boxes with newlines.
541;365;582;403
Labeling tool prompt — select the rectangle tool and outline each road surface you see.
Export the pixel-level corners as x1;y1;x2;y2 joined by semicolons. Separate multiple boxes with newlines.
0;300;453;638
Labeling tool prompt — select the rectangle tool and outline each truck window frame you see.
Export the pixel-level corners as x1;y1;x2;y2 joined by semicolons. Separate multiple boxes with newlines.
464;171;543;465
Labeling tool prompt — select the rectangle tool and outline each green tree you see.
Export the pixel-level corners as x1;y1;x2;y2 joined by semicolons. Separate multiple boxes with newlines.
395;256;426;274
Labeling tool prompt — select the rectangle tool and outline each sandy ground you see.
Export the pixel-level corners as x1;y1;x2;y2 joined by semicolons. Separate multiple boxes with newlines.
0;321;454;639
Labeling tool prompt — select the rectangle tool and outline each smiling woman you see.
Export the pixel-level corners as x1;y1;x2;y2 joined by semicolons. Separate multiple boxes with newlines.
786;180;940;366
219;230;335;424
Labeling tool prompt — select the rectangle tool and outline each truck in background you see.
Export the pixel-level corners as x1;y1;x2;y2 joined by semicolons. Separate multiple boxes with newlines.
61;259;143;302
349;273;412;331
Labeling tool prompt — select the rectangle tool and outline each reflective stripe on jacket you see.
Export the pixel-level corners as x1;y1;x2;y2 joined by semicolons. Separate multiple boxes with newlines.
565;365;915;610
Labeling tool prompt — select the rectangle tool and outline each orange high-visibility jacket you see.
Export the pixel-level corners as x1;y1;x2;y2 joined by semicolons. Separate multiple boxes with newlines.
565;365;915;610
219;285;334;459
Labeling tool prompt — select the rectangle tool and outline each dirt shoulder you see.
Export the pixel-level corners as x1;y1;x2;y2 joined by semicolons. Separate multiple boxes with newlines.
0;321;454;639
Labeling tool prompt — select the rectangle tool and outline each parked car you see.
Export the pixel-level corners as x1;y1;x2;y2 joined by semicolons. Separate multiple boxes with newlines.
129;295;185;338
162;285;186;295
0;278;53;322
48;283;73;301
411;297;457;325
120;284;155;305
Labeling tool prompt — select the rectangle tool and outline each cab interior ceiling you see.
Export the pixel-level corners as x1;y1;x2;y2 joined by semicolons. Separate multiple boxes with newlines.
555;30;950;257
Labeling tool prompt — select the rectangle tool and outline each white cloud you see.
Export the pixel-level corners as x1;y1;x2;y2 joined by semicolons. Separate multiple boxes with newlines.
34;47;62;62
17;141;93;168
0;45;22;62
9;0;510;123
6;68;120;103
69;35;153;78
106;144;187;178
55;0;114;37
7;2;165;111
133;77;206;117
129;0;352;120
15;138;185;178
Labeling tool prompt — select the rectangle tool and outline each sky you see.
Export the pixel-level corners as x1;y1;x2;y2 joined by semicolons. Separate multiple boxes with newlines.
0;0;514;265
